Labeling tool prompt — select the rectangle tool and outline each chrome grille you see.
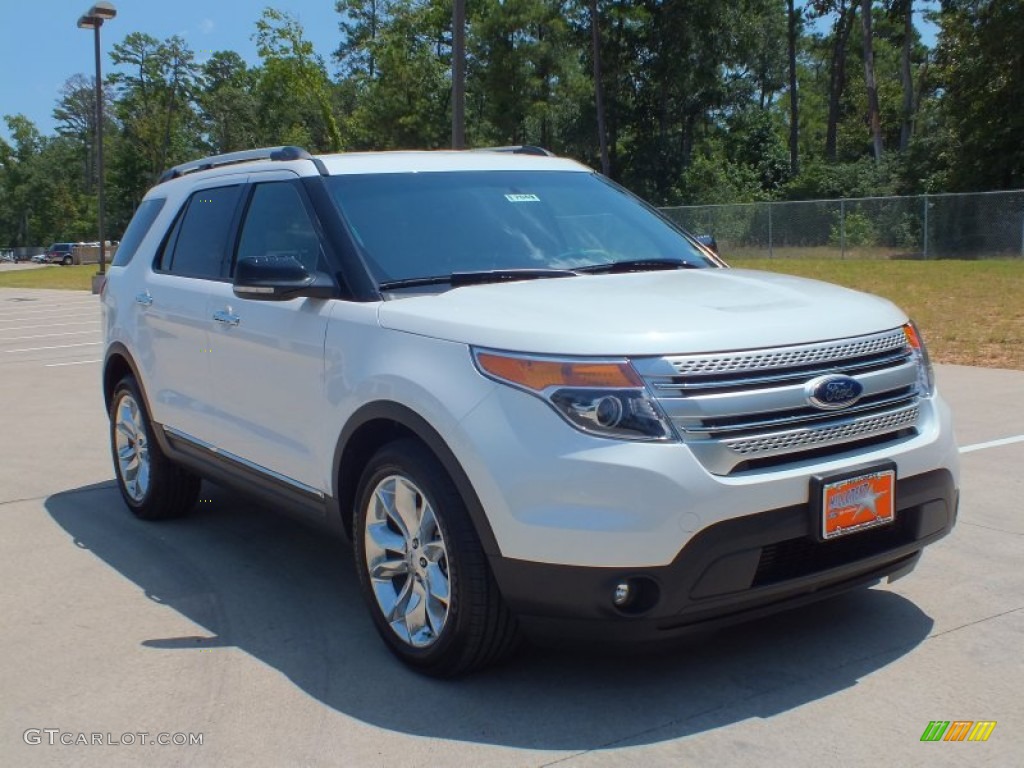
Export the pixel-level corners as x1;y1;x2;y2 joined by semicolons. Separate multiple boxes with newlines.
632;329;923;474
722;405;919;456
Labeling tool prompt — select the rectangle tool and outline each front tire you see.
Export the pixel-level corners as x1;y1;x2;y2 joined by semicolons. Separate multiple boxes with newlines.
109;376;200;520
353;439;519;676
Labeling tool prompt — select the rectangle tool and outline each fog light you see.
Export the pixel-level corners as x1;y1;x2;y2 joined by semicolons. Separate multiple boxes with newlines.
613;582;631;607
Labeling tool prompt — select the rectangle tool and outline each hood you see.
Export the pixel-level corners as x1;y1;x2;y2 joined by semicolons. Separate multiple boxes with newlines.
377;268;908;357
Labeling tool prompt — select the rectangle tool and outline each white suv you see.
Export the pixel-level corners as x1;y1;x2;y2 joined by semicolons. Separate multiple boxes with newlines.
102;146;959;676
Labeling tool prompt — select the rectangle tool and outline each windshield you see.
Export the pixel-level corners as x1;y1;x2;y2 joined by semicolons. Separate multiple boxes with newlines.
325;171;717;285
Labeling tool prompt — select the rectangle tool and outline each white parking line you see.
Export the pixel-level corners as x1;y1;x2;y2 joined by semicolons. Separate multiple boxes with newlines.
3;330;101;341
0;312;99;321
0;304;98;316
44;359;102;367
3;342;103;353
0;320;101;331
959;435;1024;454
0;311;99;319
0;315;101;327
0;307;99;317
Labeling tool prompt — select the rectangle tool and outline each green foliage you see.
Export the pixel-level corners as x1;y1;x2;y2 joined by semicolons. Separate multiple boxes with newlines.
254;9;343;151
829;210;877;246
3;0;1021;250
786;156;897;199
933;0;1024;190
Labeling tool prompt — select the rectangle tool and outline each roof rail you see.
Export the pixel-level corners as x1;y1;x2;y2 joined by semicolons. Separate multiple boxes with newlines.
157;145;326;184
471;145;555;157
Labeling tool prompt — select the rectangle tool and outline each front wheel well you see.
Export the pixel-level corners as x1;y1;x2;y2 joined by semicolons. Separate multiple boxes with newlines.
333;405;501;556
336;418;418;539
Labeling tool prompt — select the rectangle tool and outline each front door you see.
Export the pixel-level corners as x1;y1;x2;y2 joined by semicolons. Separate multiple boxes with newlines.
204;177;332;492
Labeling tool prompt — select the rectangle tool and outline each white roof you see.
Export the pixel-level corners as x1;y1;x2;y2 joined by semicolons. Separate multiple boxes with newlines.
316;150;591;175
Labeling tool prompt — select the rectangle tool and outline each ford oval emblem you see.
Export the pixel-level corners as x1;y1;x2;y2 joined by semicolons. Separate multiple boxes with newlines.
805;374;863;410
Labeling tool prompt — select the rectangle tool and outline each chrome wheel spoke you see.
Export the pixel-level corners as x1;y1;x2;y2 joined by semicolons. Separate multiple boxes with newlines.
370;557;409;581
366;521;407;558
386;577;414;624
421;541;445;563
403;579;430;644
425;562;450;605
417;503;438;545
375;487;409;541
392;479;422;538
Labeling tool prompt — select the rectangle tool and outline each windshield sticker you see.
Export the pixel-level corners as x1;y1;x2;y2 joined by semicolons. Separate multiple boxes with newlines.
504;193;540;203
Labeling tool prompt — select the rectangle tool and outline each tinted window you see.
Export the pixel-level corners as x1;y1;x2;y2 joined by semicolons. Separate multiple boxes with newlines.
166;185;242;278
111;198;166;267
327;171;714;283
235;182;321;274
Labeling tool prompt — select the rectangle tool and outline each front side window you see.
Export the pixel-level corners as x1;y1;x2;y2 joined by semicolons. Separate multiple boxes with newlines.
235;182;322;274
326;171;715;285
165;185;242;279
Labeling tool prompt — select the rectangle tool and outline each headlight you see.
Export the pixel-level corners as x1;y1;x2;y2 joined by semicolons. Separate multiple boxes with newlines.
903;321;935;396
473;350;676;441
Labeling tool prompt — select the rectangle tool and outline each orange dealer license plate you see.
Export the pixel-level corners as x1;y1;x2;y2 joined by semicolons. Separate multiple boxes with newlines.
813;464;896;541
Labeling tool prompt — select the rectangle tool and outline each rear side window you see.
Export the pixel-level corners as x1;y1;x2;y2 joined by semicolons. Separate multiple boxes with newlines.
111;198;166;267
165;186;242;279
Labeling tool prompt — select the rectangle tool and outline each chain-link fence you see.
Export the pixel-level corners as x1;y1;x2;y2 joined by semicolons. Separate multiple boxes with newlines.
661;190;1024;259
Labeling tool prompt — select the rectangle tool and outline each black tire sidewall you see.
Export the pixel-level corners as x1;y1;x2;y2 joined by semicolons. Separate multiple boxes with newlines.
353;440;475;670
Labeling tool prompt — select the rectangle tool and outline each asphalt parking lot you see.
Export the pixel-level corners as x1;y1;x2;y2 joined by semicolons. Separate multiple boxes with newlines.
1;287;1021;767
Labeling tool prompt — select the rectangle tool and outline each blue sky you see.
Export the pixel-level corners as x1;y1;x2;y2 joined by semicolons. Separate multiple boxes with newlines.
1;1;938;145
0;1;342;143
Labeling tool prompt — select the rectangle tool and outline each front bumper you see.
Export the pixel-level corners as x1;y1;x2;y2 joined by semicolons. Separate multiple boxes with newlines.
490;468;957;643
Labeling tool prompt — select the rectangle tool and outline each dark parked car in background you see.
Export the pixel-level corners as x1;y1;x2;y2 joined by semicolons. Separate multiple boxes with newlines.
44;243;80;266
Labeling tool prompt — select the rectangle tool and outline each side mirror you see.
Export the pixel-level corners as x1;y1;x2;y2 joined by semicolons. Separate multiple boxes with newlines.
233;255;336;301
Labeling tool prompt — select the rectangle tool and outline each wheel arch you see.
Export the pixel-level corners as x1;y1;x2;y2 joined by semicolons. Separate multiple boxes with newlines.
103;343;149;413
332;401;501;556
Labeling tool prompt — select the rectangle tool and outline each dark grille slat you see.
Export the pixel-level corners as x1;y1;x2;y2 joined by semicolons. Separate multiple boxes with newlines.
752;511;917;587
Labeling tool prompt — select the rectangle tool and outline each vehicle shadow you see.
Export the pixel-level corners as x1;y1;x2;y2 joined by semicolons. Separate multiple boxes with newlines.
47;481;934;750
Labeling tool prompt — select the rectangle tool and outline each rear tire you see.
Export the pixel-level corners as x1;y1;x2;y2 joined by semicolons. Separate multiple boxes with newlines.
61;255;72;266
109;376;200;520
353;438;520;677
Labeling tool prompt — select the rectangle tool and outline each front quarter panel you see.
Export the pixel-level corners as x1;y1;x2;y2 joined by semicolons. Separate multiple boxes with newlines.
321;301;496;492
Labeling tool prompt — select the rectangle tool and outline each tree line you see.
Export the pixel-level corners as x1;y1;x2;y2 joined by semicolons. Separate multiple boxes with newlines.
0;0;1021;247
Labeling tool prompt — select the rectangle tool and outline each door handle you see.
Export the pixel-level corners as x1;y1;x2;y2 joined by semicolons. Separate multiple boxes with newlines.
135;292;153;307
212;309;240;326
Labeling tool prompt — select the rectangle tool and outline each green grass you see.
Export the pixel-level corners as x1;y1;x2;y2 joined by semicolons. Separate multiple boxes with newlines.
0;265;96;291
731;258;1024;370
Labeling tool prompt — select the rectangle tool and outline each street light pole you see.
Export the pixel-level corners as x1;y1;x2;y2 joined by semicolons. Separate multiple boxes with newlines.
451;0;465;149
77;2;116;291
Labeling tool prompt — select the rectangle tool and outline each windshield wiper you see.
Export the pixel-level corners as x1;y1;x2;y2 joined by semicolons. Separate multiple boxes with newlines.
379;268;578;291
575;258;700;274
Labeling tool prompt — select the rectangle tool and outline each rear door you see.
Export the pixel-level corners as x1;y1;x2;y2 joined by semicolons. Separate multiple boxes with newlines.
136;179;244;441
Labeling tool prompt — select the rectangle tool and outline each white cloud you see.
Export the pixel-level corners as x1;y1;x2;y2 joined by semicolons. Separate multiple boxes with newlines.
199;18;215;35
